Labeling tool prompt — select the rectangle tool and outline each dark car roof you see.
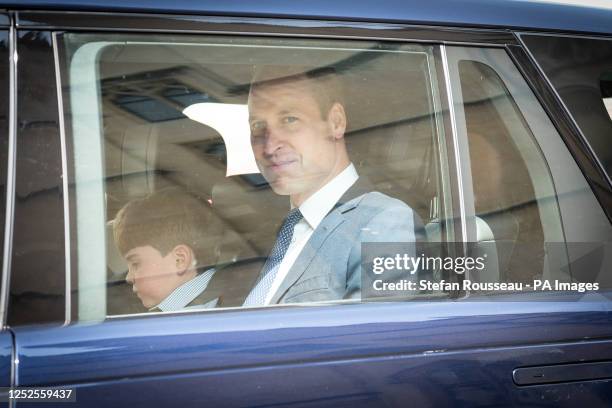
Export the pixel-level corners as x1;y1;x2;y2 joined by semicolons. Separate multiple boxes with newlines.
2;0;612;36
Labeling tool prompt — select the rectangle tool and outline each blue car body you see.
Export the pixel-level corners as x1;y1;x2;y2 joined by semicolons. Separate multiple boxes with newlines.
1;1;611;407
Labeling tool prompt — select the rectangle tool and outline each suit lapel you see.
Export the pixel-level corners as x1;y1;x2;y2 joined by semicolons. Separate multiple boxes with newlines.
269;178;373;304
268;209;345;304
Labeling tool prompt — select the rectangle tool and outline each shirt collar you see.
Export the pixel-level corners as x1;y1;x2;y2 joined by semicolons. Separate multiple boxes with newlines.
153;268;216;312
298;163;359;230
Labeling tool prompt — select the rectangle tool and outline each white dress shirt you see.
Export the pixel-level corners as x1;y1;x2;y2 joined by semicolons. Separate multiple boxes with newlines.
153;268;217;312
263;163;359;305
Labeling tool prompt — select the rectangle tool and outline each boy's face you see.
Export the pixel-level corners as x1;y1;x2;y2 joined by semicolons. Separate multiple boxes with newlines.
124;245;183;309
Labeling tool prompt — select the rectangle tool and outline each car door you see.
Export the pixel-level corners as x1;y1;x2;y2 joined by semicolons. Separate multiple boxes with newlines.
7;11;612;408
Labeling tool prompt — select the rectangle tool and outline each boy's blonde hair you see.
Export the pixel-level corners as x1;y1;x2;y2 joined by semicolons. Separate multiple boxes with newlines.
113;189;217;266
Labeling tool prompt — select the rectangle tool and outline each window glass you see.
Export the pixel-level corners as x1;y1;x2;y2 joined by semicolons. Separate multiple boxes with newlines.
448;46;612;295
459;60;549;284
59;34;451;320
521;34;612;183
9;31;66;326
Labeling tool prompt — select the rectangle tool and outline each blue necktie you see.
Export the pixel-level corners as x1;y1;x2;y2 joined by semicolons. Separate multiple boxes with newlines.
243;208;304;306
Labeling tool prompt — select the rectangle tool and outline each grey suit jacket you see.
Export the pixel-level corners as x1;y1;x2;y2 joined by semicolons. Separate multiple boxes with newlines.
269;182;424;304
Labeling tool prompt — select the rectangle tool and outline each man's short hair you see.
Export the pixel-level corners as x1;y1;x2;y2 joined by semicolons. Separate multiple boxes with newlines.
250;65;344;118
113;189;217;266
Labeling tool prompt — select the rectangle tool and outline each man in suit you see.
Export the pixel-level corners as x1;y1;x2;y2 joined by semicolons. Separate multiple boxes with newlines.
243;66;423;306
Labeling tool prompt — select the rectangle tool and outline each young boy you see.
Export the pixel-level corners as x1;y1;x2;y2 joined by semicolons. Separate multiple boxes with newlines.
112;189;220;312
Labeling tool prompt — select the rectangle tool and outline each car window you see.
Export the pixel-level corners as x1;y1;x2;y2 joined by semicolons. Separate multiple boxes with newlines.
447;46;612;295
459;59;551;285
50;34;611;323
520;34;612;183
57;34;455;320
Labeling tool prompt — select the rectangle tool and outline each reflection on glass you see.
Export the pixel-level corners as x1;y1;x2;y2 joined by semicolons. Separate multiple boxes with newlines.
61;34;447;319
183;103;259;176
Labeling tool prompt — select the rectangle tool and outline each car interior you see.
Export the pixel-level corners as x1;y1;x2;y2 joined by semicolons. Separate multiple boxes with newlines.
97;39;447;314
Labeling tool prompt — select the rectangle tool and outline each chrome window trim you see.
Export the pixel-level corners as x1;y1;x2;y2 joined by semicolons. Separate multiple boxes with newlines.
52;32;72;326
516;32;612;188
5;17;18;398
0;19;17;329
440;45;468;245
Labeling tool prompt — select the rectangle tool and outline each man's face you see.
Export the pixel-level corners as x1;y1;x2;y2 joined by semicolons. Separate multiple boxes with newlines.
124;245;181;309
248;79;347;205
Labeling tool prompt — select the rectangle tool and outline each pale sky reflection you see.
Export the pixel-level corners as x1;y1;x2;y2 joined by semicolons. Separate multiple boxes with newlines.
183;103;260;176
